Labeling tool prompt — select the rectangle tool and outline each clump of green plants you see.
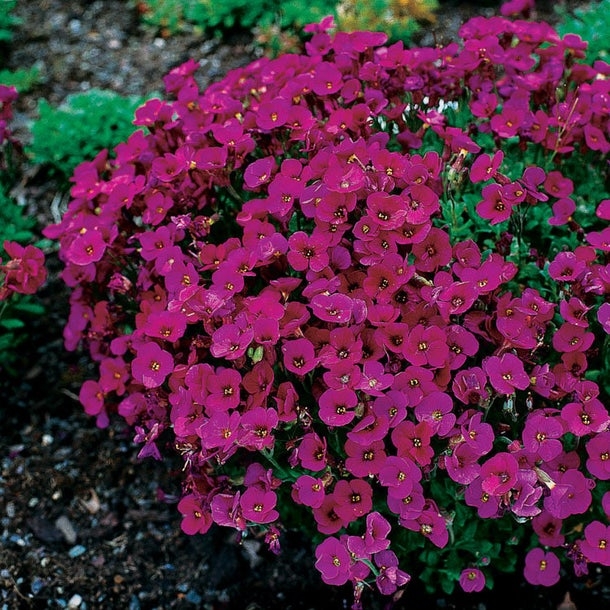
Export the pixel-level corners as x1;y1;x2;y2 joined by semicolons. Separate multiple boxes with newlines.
0;0;20;44
0;0;40;94
28;89;147;183
336;0;436;44
134;0;437;53
0;65;41;93
0;85;47;377
557;0;610;64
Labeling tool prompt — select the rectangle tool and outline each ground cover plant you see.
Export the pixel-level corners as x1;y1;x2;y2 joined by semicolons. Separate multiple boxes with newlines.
134;0;437;55
43;2;609;606
28;89;148;185
0;85;47;378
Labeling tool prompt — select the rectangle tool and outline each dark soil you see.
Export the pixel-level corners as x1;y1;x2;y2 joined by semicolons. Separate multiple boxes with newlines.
1;1;609;609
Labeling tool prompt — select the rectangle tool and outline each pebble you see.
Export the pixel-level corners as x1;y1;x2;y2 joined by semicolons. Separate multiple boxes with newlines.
68;545;86;558
67;594;82;608
42;434;54;446
9;534;26;547
5;501;15;518
55;515;78;545
128;595;140;610
31;578;46;595
185;590;202;605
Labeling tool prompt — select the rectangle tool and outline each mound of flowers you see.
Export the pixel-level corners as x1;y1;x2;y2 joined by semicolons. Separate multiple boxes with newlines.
45;8;610;603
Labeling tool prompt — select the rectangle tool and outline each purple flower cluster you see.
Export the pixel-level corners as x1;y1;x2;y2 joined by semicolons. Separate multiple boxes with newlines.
0;87;47;300
46;5;609;600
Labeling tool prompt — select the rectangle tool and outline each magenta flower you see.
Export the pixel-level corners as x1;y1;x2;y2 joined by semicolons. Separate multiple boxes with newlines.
240;407;278;450
404;324;449;368
292;475;326;509
586;432;610;480
198;411;241;452
392;420;435;467
287;230;330;272
210;323;254;360
532;512;565;548
464;477;501;519
315;537;352;586
298;432;328;472
461;411;494;456
484;353;530;394
476;183;514;225
552;323;594;353
452;367;490;405
548;198;576;226
282;337;318;375
243;156;276;189
401;505;449;548
561;399;609;436
142;310;187;343
445;442;481;485
333;478;374;524
522;412;564;461
178;494;212;535
459;568;485;592
581;521;610;566
548;252;586;283
65;229;106;266
240;487;279;524
524;548;560;586
374;550;410;595
131;341;174;388
345;438;387;477
543;469;592;519
347;511;391;557
480;452;518;496
79;379;105;416
310;293;354;324
206;367;242;412
470;151;503;183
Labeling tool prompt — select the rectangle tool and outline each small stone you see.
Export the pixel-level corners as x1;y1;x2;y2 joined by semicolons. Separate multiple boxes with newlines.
31;578;45;595
128;596;140;610
68;545;86;558
67;594;82;608
55;516;77;545
68;19;82;34
5;502;15;518
42;434;54;446
185;590;202;605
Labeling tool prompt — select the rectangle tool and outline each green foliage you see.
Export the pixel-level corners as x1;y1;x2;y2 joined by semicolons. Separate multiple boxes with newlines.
557;0;610;63
336;0;437;43
0;0;20;44
135;0;437;53
28;89;147;183
0;66;41;93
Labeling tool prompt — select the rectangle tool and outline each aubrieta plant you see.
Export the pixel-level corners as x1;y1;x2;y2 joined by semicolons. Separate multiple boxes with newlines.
45;4;610;605
0;85;47;375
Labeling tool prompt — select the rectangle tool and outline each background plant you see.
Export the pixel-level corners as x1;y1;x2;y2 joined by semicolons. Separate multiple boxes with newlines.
0;0;20;44
134;0;437;54
28;88;147;184
557;0;610;64
0;85;47;378
46;6;609;606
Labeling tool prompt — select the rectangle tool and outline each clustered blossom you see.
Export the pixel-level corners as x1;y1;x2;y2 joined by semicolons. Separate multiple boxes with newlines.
0;88;47;301
46;3;609;603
